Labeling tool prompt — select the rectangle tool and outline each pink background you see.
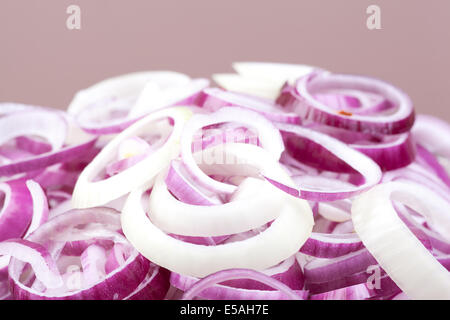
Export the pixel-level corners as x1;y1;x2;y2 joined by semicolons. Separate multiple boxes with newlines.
0;0;449;121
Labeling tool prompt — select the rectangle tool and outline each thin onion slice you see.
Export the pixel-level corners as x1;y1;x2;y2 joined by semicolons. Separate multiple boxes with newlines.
180;269;304;300
0;179;35;241
276;71;415;135
180;107;284;195
201;87;301;124
150;144;297;237
121;180;313;278
72;107;192;208
352;181;450;299
265;123;382;201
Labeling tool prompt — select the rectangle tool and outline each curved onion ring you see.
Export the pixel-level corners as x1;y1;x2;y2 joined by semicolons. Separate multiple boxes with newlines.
68;71;190;115
352;181;450;299
0;179;34;241
180;107;284;195
121;170;313;278
72;107;192;208
265;123;382;201
149;144;297;236
276;71;415;135
8;208;166;300
181;269;304;300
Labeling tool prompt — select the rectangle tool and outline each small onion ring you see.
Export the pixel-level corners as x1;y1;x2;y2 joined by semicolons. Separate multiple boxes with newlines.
276;71;415;135
121;181;313;278
72;107;192;208
149;144;296;237
180;107;284;195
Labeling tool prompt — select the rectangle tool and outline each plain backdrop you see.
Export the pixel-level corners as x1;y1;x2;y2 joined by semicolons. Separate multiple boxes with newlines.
0;0;449;121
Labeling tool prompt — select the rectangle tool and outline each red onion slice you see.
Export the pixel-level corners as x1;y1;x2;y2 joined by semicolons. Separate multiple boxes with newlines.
309;282;373;300
1;239;63;289
265;123;382;201
180;107;284;195
306;124;416;171
129;78;209;117
8;207;168;300
299;233;363;258
412;114;450;159
123;265;170;300
171;254;305;299
68;72;206;135
80;244;107;286
23;180;49;238
181;269;304;300
0;179;35;241
68;71;190;116
150;144;301;237
277;71;415;135
415;144;450;188
165;159;222;205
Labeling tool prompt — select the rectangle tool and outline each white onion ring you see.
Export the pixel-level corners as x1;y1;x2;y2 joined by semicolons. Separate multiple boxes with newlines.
180;107;284;195
122;146;313;278
72;107;192;208
149;144;296;237
352;181;450;299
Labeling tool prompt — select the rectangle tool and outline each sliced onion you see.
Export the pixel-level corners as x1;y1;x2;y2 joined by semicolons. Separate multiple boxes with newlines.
276;71;415;135
1;239;63;289
72;107;192;208
121;179;313;278
170;255;306;300
0;111;71;176
180;268;305;300
123;265;170;300
180;107;284;195
201;88;301;124
68;72;190;114
149;144;299;237
69;72;206;135
352;181;450;299
309;282;373;300
165;159;221;205
0;179;35;241
412;114;450;158
307;124;416;171
299;233;363;258
129;78;209;117
23;180;49;238
265;123;382;201
8;207;168;300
